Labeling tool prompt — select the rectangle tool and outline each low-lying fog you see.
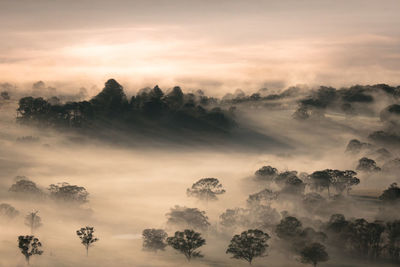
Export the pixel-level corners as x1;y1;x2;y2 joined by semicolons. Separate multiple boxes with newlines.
0;86;399;267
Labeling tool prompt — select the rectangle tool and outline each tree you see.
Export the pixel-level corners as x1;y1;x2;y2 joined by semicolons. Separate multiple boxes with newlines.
167;229;205;261
24;211;42;234
329;170;359;195
274;171;298;187
281;176;305;195
48;182;89;204
0;203;19;219
220;206;280;231
226;229;270;265
300;242;329;267
90;79;128;115
76;226;99;256
386;220;400;262
308;170;333;197
18;235;43;265
166;206;210;231
356;157;381;172
379;183;400;203
276;216;302;240
142;229;168;253
247;189;278;207
9;179;43;197
254;166;278;181
186;178;226;202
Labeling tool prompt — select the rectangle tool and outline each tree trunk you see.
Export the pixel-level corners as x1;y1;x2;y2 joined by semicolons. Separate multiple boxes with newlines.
25;256;30;265
86;246;89;257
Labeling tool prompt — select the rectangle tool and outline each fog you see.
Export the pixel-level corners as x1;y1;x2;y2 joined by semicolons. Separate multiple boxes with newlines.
0;80;400;267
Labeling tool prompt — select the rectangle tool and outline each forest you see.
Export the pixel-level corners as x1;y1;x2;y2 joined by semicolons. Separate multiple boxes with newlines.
0;79;399;266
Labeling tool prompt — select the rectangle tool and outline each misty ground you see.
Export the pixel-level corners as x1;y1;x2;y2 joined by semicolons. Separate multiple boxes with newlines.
0;94;398;267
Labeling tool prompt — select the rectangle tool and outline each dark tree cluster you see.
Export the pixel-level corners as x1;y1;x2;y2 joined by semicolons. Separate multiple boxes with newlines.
8;178;89;205
323;214;400;262
293;84;400;120
16;79;236;135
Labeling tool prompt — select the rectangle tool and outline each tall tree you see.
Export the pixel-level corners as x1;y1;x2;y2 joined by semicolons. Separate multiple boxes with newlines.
167;229;205;261
226;229;270;265
18;235;43;265
76;226;99;256
187;178;226;202
24;211;42;234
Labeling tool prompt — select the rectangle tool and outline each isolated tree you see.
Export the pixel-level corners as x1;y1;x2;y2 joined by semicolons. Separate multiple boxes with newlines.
300;242;329;267
226;229;270;265
167;229;205;261
18;235;43;265
356;157;381;172
186;178;226;201
166;206;210;231
142;229;168;253
76;226;99;256
24;211;42;234
48;182;89;204
0;203;19;219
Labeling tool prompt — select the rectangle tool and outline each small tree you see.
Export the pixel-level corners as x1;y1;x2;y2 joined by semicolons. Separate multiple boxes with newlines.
226;229;270;265
24;211;42;234
76;226;99;256
186;178;226;202
18;235;43;265
142;229;168;253
300;242;329;267
167;229;205;261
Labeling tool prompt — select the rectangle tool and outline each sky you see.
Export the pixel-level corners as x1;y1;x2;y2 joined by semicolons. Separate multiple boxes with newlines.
0;0;399;94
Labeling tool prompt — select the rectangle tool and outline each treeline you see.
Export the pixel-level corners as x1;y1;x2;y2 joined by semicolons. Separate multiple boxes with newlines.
16;79;236;134
293;84;400;119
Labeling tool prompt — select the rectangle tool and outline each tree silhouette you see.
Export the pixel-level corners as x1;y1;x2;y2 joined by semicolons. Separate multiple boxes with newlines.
300;242;329;267
167;229;205;261
166;206;210;231
379;183;400;203
76;226;99;256
48;182;89;204
18;235;43;265
24;211;42;234
142;229;168;253
186;178;226;202
226;229;270;265
0;203;19;219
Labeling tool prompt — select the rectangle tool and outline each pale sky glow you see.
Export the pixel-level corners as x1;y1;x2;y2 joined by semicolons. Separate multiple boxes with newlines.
1;0;399;93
